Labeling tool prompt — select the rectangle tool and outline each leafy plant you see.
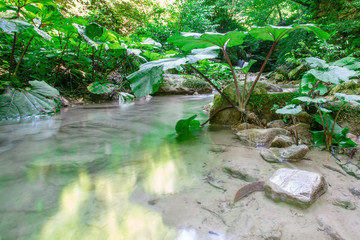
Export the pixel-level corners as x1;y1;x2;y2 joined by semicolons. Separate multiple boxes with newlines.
0;80;60;120
275;104;302;145
175;114;201;138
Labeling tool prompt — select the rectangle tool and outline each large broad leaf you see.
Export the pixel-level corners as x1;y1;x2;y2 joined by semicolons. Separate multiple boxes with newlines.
307;67;357;85
168;31;247;51
300;73;328;95
305;57;329;69
128;65;164;98
334;93;360;104
0;81;60;120
73;23;103;46
175;114;201;137
332;57;357;67
0;19;32;34
293;96;328;104
127;47;219;97
275;104;302;115
250;24;329;42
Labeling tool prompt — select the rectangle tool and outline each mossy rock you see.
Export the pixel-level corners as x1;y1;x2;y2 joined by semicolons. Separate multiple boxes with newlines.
326;102;360;135
329;81;360;96
210;82;298;125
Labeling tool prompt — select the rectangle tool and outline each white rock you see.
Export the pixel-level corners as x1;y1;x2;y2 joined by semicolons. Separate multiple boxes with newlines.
264;168;327;208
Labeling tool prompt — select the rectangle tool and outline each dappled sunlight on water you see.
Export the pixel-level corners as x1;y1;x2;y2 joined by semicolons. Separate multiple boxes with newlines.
0;95;215;239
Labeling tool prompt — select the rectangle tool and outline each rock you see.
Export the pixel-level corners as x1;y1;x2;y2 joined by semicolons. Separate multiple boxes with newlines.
60;96;70;107
260;145;309;162
270;135;294;148
223;166;259;182
157;74;212;95
273;73;286;82
233;123;262;131
210;83;297;124
261;144;309;162
286;123;313;145
264;168;327;208
267;120;285;128
332;198;356;210
329;80;360;96
236;128;290;147
203;102;213;115
288;64;305;80
209;145;227;153
317;216;346;240
295;111;312;124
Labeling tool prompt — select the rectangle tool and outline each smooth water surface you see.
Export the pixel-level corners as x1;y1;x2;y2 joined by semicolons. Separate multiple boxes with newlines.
0;95;220;240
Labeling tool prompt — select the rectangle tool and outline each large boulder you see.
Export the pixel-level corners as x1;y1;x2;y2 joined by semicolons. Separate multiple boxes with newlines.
260;145;309;162
156;74;212;95
264;168;327;208
210;82;298;125
329;81;360;96
236;128;290;147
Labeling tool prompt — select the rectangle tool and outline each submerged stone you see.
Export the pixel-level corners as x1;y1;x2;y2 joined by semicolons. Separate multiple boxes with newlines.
236;128;289;148
264;168;327;208
260;145;309;162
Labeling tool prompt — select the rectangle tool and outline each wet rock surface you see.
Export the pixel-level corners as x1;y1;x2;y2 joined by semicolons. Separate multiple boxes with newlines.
286;123;313;145
267;120;285;129
236;128;289;147
260;145;309;162
264;168;327;208
270;135;294;148
157;74;212;95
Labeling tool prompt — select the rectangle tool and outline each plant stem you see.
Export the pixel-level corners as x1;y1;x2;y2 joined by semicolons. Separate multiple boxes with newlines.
94;44;103;82
241;73;248;110
187;64;240;112
316;104;329;149
200;105;233;127
329;103;346;147
13;36;34;76
222;48;241;108
308;80;321;98
244;40;278;108
9;32;18;79
291;115;299;145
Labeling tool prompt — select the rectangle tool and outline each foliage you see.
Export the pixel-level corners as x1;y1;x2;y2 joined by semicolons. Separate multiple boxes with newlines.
175;114;201;138
0;80;60;120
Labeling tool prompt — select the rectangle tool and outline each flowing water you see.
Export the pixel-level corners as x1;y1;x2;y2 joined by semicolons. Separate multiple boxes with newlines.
0;95;225;240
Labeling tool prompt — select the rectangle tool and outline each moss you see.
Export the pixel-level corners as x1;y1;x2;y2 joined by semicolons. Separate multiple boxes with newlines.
182;77;210;89
329;81;360;95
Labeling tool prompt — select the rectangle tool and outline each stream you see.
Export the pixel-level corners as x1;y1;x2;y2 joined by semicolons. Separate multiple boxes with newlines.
2;95;360;240
0;94;224;240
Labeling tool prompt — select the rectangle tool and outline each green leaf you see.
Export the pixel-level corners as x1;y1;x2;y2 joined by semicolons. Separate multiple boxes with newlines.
87;82;112;94
128;65;164;98
292;24;330;40
127;47;218;97
240;60;257;74
250;24;329;42
73;23;103;46
294;96;328;104
307;67;357;85
175;114;200;136
332;57;357;67
168;31;247;51
250;25;293;41
275;104;302;115
118;92;134;104
0;81;60;120
334;93;360;104
305;57;329;69
33;26;51;40
0;19;32;34
85;22;104;40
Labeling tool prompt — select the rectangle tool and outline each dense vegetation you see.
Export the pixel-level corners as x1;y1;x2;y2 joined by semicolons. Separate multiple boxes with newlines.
1;0;360;151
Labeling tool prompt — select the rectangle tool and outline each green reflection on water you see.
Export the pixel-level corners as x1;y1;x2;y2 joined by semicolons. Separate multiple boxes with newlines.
0;95;214;239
